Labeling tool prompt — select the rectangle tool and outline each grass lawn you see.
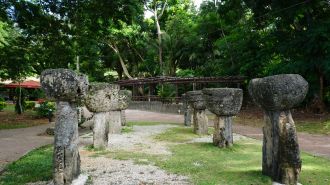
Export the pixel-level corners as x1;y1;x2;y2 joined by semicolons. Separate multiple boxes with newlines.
0;104;48;130
1;125;329;185
0;145;53;185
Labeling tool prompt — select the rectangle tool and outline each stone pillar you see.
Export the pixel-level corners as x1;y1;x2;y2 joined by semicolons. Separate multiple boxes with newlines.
248;74;308;184
186;91;208;135
118;90;132;126
109;110;121;134
85;83;120;149
121;110;126;126
203;88;243;148
41;69;88;185
182;94;192;127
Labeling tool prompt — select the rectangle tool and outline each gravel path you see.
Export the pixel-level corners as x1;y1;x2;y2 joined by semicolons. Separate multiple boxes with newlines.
81;156;190;185
79;124;192;185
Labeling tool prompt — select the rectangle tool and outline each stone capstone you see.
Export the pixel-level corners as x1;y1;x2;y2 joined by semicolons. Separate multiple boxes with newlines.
84;83;120;112
203;88;243;116
186;91;206;110
248;74;308;111
41;69;88;102
117;90;132;110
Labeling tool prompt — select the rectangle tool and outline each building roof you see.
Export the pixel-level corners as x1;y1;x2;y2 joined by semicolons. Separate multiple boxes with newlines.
4;80;41;89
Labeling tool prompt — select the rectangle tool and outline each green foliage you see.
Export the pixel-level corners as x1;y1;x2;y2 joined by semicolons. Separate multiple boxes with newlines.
35;101;56;118
0;97;6;111
157;83;176;101
0;145;53;185
24;101;36;110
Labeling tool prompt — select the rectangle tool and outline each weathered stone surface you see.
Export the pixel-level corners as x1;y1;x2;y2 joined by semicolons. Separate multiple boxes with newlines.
108;111;122;135
118;90;132;110
93;112;109;149
46;127;55;135
193;110;208;135
263;110;301;184
53;101;80;185
248;74;306;184
121;110;126;126
186;91;206;110
203;88;243;116
85;83;120;112
182;94;192;126
41;69;88;102
248;74;308;111
213;116;233;148
41;69;88;185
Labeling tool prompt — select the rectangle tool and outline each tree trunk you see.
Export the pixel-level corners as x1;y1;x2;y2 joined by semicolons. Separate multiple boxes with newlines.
108;43;133;79
154;12;164;76
18;81;23;114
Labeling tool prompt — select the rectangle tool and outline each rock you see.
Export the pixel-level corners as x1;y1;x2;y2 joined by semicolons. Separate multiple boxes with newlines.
202;88;243;148
203;88;243;116
248;74;308;111
186;91;208;135
186;91;206;110
118;90;132;110
45;127;55;135
193;110;208;135
93;112;109;149
85;83;120;112
108;111;122;135
182;94;192;127
41;69;88;102
248;74;308;184
41;69;88;185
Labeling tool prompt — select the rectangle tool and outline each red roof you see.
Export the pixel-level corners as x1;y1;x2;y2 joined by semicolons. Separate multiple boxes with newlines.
4;80;41;89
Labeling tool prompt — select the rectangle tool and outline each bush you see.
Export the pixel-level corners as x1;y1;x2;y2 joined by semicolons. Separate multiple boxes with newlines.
36;101;56;118
25;101;36;110
0;98;6;111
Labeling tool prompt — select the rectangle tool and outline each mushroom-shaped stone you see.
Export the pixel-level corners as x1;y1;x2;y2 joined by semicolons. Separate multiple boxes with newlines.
248;74;308;184
85;83;120;112
202;88;243;148
203;88;243;116
118;90;132;110
118;90;132;126
186;91;206;110
186;90;208;135
248;74;308;111
41;68;88;102
40;69;88;185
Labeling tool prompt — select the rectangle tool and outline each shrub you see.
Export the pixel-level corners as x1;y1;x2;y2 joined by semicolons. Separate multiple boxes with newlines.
25;101;36;110
36;101;56;118
0;98;6;111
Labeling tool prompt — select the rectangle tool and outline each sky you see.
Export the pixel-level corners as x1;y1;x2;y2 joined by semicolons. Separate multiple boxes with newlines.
144;0;204;18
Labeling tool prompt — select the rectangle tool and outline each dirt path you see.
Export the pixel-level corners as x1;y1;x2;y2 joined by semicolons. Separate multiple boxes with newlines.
0;123;53;172
126;110;330;159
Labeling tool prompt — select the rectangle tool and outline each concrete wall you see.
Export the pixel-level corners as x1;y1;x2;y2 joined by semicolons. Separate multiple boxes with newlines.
128;101;184;114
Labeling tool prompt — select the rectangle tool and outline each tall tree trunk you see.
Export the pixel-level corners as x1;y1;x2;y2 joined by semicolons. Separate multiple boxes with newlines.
108;43;133;79
18;81;23;114
155;15;164;76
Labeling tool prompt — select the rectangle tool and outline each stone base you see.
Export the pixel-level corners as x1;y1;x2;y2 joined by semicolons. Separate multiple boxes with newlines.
184;107;192;126
108;110;122;134
121;110;126;126
263;110;301;184
93;112;109;149
213;116;233;148
54;101;80;185
193;109;208;135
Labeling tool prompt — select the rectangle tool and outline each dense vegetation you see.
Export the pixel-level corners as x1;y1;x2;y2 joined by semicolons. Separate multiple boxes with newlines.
1;0;330;109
